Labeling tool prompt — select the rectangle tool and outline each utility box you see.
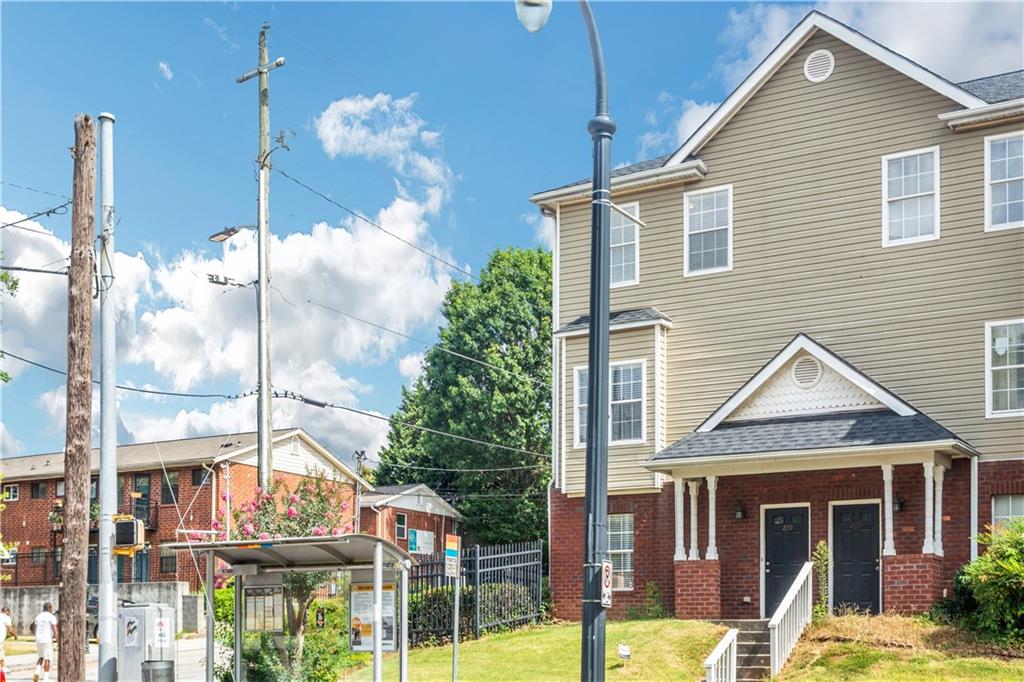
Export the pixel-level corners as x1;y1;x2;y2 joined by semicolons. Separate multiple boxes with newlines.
118;603;176;681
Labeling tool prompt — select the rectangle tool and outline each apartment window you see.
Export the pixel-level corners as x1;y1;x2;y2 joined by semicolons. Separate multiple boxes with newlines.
882;146;940;246
56;480;65;497
993;494;1024;528
90;478;98;500
610;202;639;287
3;484;18;502
684;185;732;276
192;468;209;486
395;513;408;540
607;513;634;590
160;546;178;574
986;320;1024;417
161;472;179;505
985;132;1024;231
31;482;46;499
2;548;17;566
574;362;646;446
31;548;46;565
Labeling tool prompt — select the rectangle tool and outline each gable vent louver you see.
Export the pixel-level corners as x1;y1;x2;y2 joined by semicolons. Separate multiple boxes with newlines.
804;49;835;83
791;356;823;389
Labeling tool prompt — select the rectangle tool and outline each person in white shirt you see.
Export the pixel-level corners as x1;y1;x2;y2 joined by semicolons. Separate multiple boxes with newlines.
31;603;57;682
0;605;16;674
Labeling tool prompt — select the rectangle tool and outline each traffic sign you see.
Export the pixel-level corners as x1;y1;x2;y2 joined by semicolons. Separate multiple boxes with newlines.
600;560;613;608
444;534;461;579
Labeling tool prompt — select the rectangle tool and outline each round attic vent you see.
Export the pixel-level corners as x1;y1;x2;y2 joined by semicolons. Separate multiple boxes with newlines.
804;49;835;83
791;356;823;389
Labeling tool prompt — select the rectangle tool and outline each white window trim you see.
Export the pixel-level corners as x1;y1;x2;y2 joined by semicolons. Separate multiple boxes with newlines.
992;493;1024;527
572;359;648;449
1;547;17;566
985;318;1024;418
683;183;733;277
395;512;408;540
984;131;1024;232
607;512;635;592
610;201;640;289
881;145;941;247
3;484;18;502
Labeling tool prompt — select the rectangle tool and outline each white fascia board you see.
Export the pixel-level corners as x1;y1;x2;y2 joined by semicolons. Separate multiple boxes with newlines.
938;99;1024;130
213;429;302;464
529;159;707;207
697;334;916;433
665;11;985;166
554;317;673;339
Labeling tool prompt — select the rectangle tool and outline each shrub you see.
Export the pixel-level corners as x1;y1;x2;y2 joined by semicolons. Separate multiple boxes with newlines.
811;540;830;623
960;519;1024;638
408;582;537;642
301;599;366;681
625;581;669;620
930;566;978;625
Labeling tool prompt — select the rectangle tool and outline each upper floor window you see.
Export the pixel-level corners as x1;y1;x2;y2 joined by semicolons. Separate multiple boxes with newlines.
882;146;940;246
55;480;65;497
2;548;17;566
3;484;18;502
607;513;635;590
684;185;732;276
610;202;639;287
31;482;46;499
192;468;209;486
574;361;645;447
396;513;408;540
161;471;179;505
993;494;1024;528
986;319;1024;418
985;132;1023;231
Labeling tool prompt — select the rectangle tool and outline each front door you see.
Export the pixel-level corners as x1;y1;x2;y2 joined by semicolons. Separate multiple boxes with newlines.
832;503;880;614
764;506;809;616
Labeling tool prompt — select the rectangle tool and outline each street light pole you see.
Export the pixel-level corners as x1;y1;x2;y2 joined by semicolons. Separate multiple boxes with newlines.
237;22;285;490
515;2;614;679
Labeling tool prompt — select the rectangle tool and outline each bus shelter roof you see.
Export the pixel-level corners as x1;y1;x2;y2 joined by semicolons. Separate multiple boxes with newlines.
164;533;416;571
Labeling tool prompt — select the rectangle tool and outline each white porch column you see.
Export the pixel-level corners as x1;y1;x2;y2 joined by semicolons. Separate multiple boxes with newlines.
674;476;686;561
706;476;718;560
934;465;945;556
688;479;701;561
970;455;979;559
922;463;935;555
881;464;896;556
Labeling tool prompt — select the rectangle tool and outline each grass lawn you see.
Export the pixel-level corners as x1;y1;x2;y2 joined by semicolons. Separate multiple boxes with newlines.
779;615;1024;681
346;619;725;681
4;636;41;656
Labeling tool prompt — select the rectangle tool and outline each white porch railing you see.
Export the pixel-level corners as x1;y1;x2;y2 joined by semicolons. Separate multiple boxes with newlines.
703;627;738;682
768;561;814;676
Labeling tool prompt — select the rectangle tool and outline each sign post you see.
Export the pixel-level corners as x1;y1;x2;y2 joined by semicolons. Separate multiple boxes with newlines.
445;534;461;682
600;560;613;608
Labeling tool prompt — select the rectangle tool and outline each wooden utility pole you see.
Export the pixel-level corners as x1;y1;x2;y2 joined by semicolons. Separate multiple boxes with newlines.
59;113;95;682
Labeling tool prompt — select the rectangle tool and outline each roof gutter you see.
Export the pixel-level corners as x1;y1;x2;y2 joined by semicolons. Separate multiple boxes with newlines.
530;158;708;208
938;98;1024;131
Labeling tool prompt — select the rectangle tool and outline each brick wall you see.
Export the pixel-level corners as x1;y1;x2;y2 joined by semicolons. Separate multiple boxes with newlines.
674;560;721;619
359;505;456;554
883;554;943;613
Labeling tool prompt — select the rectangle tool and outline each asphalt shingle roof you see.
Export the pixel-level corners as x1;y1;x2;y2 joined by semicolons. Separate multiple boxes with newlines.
957;70;1024;104
542;155;673;194
556;307;671;335
651;410;963;461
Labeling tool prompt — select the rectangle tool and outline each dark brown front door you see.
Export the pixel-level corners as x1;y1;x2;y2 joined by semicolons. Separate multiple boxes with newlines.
764;506;809;617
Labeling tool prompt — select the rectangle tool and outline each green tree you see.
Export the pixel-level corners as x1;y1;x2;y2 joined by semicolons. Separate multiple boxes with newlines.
376;247;552;544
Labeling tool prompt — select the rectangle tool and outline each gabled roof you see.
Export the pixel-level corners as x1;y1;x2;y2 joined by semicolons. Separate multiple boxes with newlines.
696;334;915;433
360;482;461;519
555;306;672;337
664;11;986;166
957;70;1024;104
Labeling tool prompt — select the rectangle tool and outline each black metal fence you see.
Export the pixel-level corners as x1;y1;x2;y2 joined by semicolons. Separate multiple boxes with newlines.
408;540;543;645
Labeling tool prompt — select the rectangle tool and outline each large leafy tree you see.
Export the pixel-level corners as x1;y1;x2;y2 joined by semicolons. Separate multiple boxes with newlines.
376;247;552;544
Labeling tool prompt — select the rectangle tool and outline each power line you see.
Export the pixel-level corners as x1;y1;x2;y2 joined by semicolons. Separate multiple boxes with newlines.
0;265;68;276
0;349;255;400
273;166;477;281
0;181;70;200
0;201;71;234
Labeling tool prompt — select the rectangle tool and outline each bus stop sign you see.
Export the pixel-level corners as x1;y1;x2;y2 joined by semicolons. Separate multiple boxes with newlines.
600;560;613;607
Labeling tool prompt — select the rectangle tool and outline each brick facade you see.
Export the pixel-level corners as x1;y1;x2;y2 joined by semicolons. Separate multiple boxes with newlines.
359;506;456;554
549;459;1024;620
674;560;721;619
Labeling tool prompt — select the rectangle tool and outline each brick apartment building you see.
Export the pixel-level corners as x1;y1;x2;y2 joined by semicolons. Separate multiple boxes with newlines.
359;483;461;556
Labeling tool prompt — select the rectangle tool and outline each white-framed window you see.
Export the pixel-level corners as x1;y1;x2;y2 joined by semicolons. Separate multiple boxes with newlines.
882;146;940;246
2;484;18;502
993;494;1024;528
56;480;65;497
395;513;408;540
610;202;639;287
985;131;1024;231
684;185;732;276
573;360;646;447
607;513;634;590
1;548;17;566
985;319;1024;417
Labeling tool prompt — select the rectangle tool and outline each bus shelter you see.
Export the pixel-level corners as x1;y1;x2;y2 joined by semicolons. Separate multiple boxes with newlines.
165;534;416;682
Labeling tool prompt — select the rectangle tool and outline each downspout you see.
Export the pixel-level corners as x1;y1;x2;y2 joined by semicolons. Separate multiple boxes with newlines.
203;462;218;526
970;454;979;559
222;461;232;540
354;479;362;534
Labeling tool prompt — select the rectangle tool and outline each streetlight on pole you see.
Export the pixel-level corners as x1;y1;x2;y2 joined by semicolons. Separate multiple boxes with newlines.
236;22;285;490
515;2;615;680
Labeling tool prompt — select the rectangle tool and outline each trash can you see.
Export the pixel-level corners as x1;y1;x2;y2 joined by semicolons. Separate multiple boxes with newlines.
141;659;175;682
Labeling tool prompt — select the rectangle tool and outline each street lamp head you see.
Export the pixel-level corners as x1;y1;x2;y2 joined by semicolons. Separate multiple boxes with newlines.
208;226;248;243
515;0;553;32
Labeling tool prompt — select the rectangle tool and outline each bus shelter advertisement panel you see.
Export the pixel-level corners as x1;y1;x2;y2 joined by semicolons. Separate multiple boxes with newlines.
349;583;396;652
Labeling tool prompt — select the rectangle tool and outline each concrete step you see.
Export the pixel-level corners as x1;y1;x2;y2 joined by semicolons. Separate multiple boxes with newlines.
737;632;770;645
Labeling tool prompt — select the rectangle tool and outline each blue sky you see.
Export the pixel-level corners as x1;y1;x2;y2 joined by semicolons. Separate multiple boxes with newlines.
2;1;1021;461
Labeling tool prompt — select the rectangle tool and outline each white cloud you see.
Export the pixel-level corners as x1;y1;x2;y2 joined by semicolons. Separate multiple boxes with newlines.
203;17;239;53
1;422;24;458
158;61;174;81
397;352;424;383
637;95;718;159
520;211;553;250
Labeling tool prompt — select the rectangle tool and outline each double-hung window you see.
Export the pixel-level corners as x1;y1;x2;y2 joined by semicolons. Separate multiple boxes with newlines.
684;185;732;276
161;471;179;505
395;513;408;540
2;548;17;566
986;320;1024;417
3;484;18;502
882;146;940;246
985;132;1023;231
607;513;634;590
993;494;1024;528
610;202;639;287
574;361;645;446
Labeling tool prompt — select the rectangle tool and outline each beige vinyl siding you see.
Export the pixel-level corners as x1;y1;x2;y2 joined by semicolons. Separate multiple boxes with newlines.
555;30;1024;492
562;328;658;492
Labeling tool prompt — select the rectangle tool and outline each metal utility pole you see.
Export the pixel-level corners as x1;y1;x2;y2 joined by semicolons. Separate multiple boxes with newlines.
97;111;118;682
60;112;96;682
237;22;285;490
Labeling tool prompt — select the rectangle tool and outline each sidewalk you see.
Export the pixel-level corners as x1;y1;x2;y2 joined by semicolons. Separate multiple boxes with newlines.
4;636;208;673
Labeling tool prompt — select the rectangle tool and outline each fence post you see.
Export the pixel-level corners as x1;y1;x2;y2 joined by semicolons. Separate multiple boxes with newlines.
534;540;542;621
472;545;481;639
